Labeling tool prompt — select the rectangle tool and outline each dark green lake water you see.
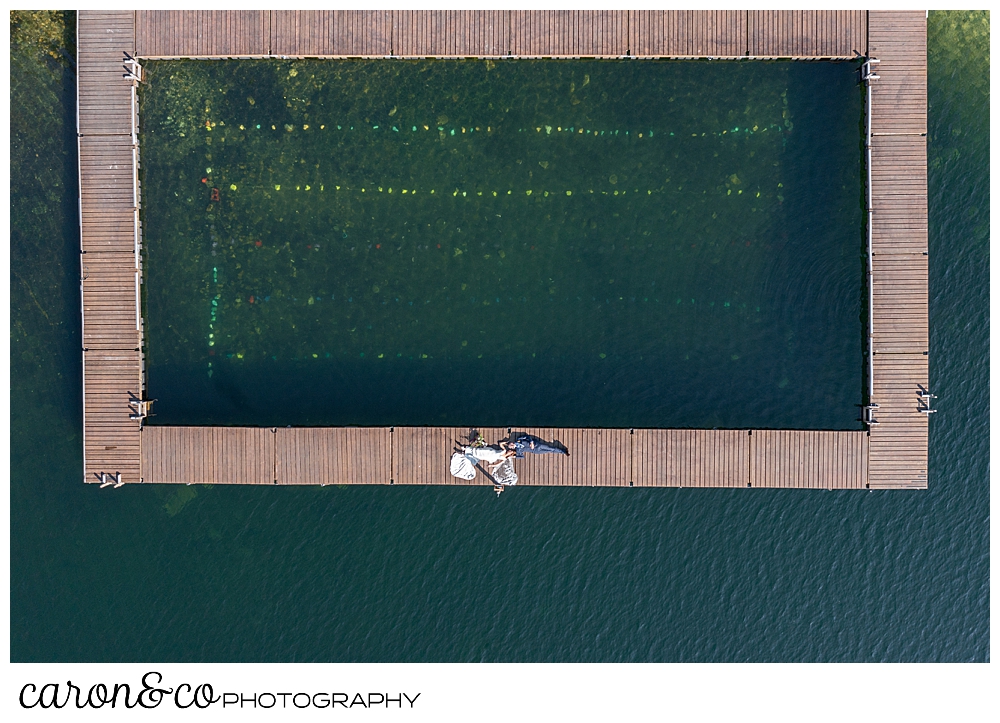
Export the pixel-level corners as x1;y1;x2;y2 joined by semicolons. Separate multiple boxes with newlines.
10;11;989;662
140;59;863;429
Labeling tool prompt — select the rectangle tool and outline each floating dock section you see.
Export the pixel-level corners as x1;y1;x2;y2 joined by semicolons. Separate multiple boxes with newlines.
79;10;929;490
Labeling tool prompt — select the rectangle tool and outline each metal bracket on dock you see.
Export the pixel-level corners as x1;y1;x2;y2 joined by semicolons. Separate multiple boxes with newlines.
863;56;880;408
863;403;880;426
862;58;880;84
122;52;143;82
128;394;155;422
918;389;937;416
99;472;123;488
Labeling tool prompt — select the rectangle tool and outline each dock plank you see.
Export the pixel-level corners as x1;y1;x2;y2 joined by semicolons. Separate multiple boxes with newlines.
141;426;275;484
270;10;391;57
78;11;135;135
136;11;269;57
869;11;927;135
868;354;928;488
83;349;142;484
630;10;747;57
509;11;629;57
872;255;929;353
633;429;749;487
274;427;391;484
750;430;867;489
749;10;866;58
394;10;510;57
871;136;927;255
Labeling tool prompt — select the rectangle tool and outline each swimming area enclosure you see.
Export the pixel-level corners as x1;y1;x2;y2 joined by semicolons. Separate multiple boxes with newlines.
79;11;930;490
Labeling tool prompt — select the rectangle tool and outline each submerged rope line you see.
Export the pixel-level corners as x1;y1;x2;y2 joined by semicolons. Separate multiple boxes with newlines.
207;266;220;377
202;119;793;139
228;182;779;199
214;294;760;310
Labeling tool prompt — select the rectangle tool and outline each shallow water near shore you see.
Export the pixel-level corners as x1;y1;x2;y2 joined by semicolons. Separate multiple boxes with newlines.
10;11;989;662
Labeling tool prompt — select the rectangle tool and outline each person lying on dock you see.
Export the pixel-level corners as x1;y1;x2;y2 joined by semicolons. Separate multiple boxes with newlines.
490;454;518;496
463;442;516;473
506;433;570;457
450;443;517;495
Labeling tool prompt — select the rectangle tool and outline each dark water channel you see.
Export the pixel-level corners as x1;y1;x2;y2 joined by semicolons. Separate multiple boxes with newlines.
139;59;864;429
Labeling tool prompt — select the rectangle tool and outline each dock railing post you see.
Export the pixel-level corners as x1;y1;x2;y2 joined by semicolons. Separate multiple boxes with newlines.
124;53;144;333
77;17;86;484
863;58;879;426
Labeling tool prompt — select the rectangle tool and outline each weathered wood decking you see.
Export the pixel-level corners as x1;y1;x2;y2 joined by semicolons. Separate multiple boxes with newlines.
79;10;929;490
79;11;143;486
867;11;929;489
140;426;870;489
131;10;867;59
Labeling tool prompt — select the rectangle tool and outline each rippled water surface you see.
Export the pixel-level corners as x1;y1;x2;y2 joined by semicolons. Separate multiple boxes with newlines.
10;11;989;662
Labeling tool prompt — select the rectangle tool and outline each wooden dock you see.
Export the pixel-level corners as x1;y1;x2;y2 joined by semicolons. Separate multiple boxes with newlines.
867;11;930;488
79;11;144;487
139;426;869;490
131;10;867;59
78;10;929;490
